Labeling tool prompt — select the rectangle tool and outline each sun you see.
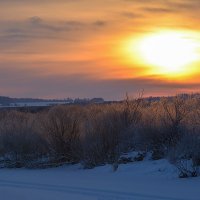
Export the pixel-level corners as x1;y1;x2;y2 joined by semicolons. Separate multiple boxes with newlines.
138;31;199;75
121;30;200;77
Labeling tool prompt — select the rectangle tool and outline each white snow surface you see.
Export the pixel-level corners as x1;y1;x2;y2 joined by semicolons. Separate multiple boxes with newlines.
0;159;199;200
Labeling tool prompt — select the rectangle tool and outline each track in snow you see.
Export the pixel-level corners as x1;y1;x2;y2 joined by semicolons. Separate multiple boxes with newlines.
0;179;186;200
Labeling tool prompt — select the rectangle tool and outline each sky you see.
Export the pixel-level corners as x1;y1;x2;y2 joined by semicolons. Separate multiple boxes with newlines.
1;0;200;100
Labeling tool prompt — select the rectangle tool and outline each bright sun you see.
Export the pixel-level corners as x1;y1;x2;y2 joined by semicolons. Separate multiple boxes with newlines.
138;31;198;75
123;30;200;77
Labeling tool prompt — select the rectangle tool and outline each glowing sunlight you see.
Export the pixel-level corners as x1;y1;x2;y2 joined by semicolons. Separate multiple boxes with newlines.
122;30;200;78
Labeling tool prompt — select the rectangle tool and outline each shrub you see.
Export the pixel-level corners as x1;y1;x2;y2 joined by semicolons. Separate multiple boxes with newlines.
0;111;47;166
168;132;200;178
41;105;82;163
82;99;142;168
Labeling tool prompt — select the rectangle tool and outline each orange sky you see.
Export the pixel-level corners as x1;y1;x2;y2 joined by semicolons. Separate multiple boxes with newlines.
0;0;200;99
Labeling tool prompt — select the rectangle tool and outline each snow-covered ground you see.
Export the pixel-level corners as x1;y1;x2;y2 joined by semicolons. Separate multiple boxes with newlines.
7;101;69;108
0;159;199;200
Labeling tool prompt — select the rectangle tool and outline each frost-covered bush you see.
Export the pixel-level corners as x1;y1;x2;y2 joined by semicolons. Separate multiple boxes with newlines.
0;111;47;166
176;159;199;178
82;100;142;168
168;133;200;178
41;105;82;163
82;106;125;168
136;96;191;160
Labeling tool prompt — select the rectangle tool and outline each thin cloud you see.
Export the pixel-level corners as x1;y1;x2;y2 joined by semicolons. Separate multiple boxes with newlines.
0;17;108;47
142;7;174;13
121;12;144;19
93;20;107;27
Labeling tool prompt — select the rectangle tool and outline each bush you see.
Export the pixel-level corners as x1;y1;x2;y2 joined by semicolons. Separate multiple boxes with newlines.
41;105;82;163
82;99;142;168
168;133;200;178
0;111;47;166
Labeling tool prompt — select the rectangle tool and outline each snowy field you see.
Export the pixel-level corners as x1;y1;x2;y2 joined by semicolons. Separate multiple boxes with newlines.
0;159;199;200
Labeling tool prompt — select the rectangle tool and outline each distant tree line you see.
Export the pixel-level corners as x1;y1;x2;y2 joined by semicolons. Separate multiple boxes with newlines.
0;96;104;106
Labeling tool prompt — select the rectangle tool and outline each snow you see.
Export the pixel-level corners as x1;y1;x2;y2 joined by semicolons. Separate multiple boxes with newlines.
7;101;69;108
0;159;199;200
